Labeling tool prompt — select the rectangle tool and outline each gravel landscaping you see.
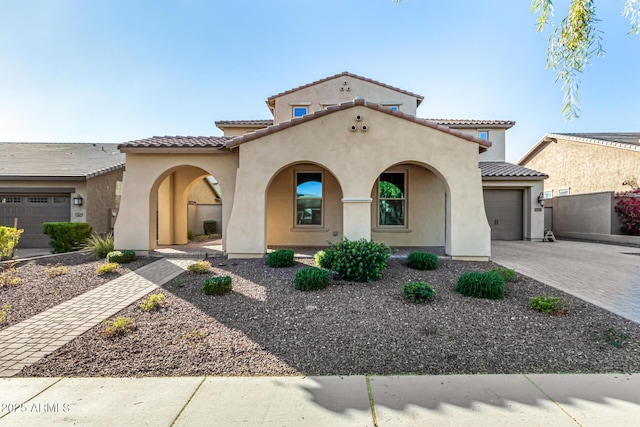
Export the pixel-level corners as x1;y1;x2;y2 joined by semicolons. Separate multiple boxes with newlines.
13;253;640;377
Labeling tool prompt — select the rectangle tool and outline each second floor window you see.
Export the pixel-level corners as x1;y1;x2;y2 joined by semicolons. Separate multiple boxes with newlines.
478;131;489;140
293;106;308;118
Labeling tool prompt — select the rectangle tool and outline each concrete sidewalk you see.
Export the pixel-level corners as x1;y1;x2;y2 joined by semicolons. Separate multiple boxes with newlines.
0;374;639;426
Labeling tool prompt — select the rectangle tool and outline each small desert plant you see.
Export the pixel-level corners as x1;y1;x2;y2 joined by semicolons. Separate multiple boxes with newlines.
139;293;167;311
406;252;438;271
188;261;211;274
203;276;232;295
100;316;136;337
530;295;565;314
329;238;390;283
456;271;505;299
267;249;295;268
490;267;517;283
85;232;114;258
187;230;195;241
0;263;21;287
174;278;183;288
0;304;9;324
182;328;207;340
402;281;436;303
314;249;335;269
295;267;330;291
598;328;629;348
96;262;120;275
106;250;136;264
45;263;69;278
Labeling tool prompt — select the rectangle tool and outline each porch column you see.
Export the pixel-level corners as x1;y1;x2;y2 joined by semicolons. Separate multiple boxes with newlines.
342;197;372;241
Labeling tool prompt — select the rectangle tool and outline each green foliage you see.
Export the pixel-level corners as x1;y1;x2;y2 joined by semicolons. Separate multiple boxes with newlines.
85;232;114;258
45;263;69;278
490;267;517;283
597;328;629;348
0;263;21;287
182;328;207;340
140;293;167;311
267;249;295;268
530;295;565;314
203;276;233;295
187;229;195;241
329;238;390;283
106;250;136;264
295;267;330;291
0;226;23;261
100;316;136;338
456;271;505;299
314;249;335;269
42;222;93;254
96;262;120;275
406;252;438;271
0;304;9;324
187;261;211;274
402;281;436;303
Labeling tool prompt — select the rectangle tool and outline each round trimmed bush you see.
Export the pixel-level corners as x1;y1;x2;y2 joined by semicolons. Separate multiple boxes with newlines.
106;250;136;264
406;252;438;270
456;271;505;299
530;295;564;314
203;276;232;295
329;238;390;283
402;281;436;303
267;249;295;268
490;267;517;282
295;267;330;291
314;249;335;269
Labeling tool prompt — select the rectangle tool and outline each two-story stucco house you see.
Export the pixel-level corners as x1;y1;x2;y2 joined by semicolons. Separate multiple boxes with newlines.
114;72;546;260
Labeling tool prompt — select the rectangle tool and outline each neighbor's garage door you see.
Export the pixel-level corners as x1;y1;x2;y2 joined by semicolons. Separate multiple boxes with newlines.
0;195;70;247
483;189;523;240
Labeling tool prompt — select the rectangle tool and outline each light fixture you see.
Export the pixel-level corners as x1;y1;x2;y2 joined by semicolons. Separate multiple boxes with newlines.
537;192;545;207
73;195;84;206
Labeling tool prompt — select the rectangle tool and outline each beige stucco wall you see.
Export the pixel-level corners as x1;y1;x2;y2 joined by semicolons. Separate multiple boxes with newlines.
266;164;343;246
187;178;219;204
273;76;419;124
521;138;640;195
114;151;238;252
86;169;123;234
225;105;491;259
476;129;506;162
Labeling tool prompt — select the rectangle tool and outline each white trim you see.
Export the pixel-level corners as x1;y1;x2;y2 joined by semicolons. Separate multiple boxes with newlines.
288;101;312;106
341;197;372;203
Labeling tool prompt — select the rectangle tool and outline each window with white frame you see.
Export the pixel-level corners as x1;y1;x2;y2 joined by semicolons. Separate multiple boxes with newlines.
378;172;406;226
558;188;570;196
544;190;553;199
478;130;489;141
295;172;323;226
293;106;308;118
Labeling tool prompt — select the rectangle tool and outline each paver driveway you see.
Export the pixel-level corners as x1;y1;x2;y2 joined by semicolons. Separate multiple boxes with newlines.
491;240;640;324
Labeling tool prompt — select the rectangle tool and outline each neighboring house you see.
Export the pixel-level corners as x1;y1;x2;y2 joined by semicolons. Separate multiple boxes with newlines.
115;71;546;260
0;143;125;247
518;133;640;196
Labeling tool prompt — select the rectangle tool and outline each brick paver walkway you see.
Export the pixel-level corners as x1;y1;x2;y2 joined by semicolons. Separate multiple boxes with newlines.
492;240;640;324
0;258;201;377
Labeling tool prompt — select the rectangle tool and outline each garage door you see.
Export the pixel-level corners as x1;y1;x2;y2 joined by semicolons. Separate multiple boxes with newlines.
483;189;523;240
0;195;71;247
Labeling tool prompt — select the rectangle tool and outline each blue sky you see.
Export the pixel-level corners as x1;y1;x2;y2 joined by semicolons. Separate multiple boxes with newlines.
1;0;638;162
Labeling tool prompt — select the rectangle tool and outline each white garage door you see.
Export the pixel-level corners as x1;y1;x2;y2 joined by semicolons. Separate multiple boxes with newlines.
483;189;523;240
0;194;71;247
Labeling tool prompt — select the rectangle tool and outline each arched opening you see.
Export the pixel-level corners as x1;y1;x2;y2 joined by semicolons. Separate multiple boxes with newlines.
369;162;449;250
149;165;224;248
266;162;344;247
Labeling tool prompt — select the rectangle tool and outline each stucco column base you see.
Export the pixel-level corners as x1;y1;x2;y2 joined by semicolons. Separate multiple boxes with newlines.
342;197;372;241
452;256;489;262
227;253;265;260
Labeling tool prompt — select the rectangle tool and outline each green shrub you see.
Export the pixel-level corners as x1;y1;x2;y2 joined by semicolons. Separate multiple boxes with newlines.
490;267;517;282
456;271;505;299
42;222;93;253
530;295;565;314
188;261;211;274
295;267;330;291
314;249;335;269
85;232;114;258
203;276;233;295
100;316;136;338
406;252;438;271
96;262;120;275
45;263;69;278
403;281;436;303
106;250;136;264
267;249;295;268
140;293;167;311
0;226;23;261
329;238;390;283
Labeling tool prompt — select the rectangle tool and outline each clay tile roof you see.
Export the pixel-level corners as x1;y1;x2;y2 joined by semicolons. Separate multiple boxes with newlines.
118;135;232;150
428;119;516;129
557;132;640;147
215;120;274;127
266;71;424;107
226;99;491;151
480;161;547;178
